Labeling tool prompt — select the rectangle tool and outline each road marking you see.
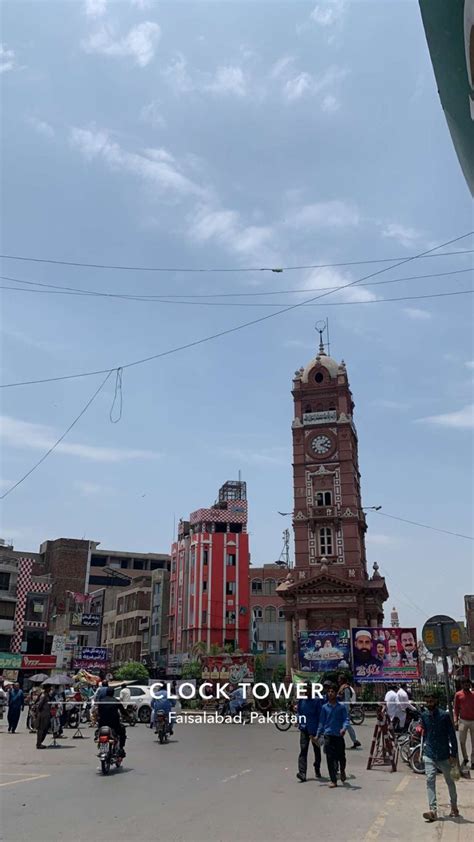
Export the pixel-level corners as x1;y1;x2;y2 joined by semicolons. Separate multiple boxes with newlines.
363;775;410;841
0;774;50;788
221;769;252;784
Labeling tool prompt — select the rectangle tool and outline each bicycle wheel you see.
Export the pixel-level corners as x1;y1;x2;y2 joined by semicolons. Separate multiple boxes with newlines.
399;738;411;763
274;712;293;732
409;745;425;774
350;707;365;726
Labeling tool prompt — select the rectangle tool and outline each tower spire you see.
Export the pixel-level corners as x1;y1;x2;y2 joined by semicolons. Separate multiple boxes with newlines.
315;320;327;355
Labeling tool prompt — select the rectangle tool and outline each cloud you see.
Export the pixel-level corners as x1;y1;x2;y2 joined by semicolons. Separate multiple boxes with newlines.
285;200;360;230
130;0;153;8
70;128;206;199
217;446;288;466
321;93;340;112
0;44;16;74
140;100;166;128
382;222;424;249
465;361;474;370
188;205;274;260
82;21;161;67
270;56;295;79
84;0;107;17
372;399;410;411
163;53;195;93
1;416;161;462
310;1;346;27
282;65;346;103
404;307;431;321
284;72;313;101
299;266;376;304
205;65;247;97
417;404;474;429
27;116;55;138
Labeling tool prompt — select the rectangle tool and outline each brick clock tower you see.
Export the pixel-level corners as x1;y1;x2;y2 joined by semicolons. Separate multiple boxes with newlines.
278;335;388;675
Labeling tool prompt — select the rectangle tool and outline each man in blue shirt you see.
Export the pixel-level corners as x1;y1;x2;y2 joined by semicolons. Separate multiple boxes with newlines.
296;685;323;782
421;691;459;822
317;684;350;787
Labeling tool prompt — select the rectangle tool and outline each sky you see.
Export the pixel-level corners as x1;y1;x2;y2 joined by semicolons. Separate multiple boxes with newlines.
1;0;473;635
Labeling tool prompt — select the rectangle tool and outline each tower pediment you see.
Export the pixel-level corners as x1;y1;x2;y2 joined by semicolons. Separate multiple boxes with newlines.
277;569;362;597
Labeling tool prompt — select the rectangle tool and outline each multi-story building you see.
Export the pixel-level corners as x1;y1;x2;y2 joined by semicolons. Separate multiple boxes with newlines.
0;542;52;656
278;336;389;675
249;564;287;668
149;568;170;673
169;480;250;656
102;575;152;667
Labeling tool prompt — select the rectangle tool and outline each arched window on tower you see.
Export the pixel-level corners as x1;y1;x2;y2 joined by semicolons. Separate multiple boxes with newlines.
263;578;276;596
251;579;262;594
315;490;333;507
319;527;334;556
264;606;276;622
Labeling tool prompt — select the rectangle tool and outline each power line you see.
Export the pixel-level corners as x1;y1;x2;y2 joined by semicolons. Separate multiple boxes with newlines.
0;247;472;274
1;231;471;389
1;284;471;307
0;370;114;500
369;510;473;541
0;266;471;300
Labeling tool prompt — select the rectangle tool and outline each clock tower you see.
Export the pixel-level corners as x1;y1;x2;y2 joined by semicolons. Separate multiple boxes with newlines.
277;333;388;675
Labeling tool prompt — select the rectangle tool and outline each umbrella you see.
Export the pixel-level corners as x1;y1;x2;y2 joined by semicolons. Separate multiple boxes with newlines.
29;673;49;683
42;673;73;686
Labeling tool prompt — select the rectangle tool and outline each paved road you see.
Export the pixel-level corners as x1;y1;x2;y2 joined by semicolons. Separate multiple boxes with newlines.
1;714;473;841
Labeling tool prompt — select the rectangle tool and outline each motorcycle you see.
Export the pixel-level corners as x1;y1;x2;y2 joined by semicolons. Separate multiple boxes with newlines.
154;709;172;744
124;704;138;726
96;726;124;775
218;699;252;724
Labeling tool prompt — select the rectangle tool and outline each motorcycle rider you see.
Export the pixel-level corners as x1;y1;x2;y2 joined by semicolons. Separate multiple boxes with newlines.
151;687;176;735
229;685;245;716
97;687;129;756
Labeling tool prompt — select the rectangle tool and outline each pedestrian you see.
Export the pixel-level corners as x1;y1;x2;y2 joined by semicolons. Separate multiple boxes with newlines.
396;683;415;731
337;674;361;749
26;685;41;731
0;680;7;724
454;676;474;770
296;684;322;782
317;684;350;788
36;686;52;749
384;685;403;731
420;691;459;822
7;682;24;733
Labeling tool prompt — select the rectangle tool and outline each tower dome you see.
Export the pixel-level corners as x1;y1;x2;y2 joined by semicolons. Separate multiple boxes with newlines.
301;349;340;382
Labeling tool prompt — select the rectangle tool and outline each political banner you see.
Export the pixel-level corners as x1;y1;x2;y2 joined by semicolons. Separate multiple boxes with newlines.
79;647;108;661
351;627;420;682
298;630;351;673
73;658;108;672
201;655;254;684
81;613;101;628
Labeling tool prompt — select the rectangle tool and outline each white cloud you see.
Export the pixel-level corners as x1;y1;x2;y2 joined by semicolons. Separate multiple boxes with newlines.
284;72;313;101
1;416;160;463
205;65;247;97
163;53;195;93
404;307;431;321
321;93;340;113
70;128;206;199
417;404;474;429
0;44;16;74
372;399;409;411
283;65;346;103
285;200;360;230
382;222;424;249
140;100;166;128
465;361;474;370
27;116;55;138
188;205;274;260
130;0;153;8
84;0;107;17
300;266;376;304
82;21;161;67
270;56;294;79
310;0;346;27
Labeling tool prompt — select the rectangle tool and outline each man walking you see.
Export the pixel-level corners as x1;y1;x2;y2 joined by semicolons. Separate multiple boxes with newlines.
454;677;474;770
296;686;322;782
421;691;459;822
36;686;52;749
7;683;24;733
317;684;350;788
337;674;361;749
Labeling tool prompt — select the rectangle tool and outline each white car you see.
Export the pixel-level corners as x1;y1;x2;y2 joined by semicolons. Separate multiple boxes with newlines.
113;684;152;723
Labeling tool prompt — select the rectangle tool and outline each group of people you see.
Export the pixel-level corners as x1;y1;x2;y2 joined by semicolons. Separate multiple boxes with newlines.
295;674;361;788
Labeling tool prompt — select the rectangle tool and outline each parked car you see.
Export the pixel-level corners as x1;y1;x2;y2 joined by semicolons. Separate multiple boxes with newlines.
113;684;152;723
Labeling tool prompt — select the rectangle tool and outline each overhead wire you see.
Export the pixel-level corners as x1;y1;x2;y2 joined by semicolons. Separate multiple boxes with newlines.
0;370;114;500
1;230;472;388
0;247;473;273
369;510;473;541
0;266;472;301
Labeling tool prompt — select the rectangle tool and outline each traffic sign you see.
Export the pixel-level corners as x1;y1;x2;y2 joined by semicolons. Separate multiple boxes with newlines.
422;614;461;655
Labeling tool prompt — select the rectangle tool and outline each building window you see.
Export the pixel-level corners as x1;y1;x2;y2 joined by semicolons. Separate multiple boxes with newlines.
202;610;207;624
256;641;264;652
253;606;263;620
319;527;333;556
264;606;276;622
203;549;209;565
191;547;196;566
266;640;276;653
0;601;15;620
278;608;285;620
202;580;207;592
226;611;236;624
279;641;287;654
226;582;236;595
315;490;332;507
0;572;10;590
263;579;276;596
226;553;236;567
251;579;262;594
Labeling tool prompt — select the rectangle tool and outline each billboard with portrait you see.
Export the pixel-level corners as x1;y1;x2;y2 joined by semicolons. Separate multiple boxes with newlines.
298;630;351;673
351;627;419;682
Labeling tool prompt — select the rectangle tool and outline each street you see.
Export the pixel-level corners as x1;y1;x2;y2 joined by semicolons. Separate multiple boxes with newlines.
1;715;473;842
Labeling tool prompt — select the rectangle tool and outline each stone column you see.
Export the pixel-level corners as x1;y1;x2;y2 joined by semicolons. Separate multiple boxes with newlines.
299;613;308;632
285;615;294;679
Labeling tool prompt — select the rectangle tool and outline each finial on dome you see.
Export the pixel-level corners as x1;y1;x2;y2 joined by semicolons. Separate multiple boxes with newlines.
315;319;330;356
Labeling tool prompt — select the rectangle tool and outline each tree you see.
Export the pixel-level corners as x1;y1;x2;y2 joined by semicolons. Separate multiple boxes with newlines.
181;660;202;680
208;643;222;656
115;661;149;682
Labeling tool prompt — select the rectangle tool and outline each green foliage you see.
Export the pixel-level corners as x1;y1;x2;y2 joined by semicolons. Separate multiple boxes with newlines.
190;641;207;660
254;655;266;681
181;660;202;680
208;643;223;656
115;661;149;682
272;663;287;683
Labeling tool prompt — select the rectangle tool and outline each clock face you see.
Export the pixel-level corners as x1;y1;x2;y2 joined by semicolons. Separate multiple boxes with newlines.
311;434;332;455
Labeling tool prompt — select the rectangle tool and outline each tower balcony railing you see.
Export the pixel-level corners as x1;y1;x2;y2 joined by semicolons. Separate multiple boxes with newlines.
307;505;337;520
